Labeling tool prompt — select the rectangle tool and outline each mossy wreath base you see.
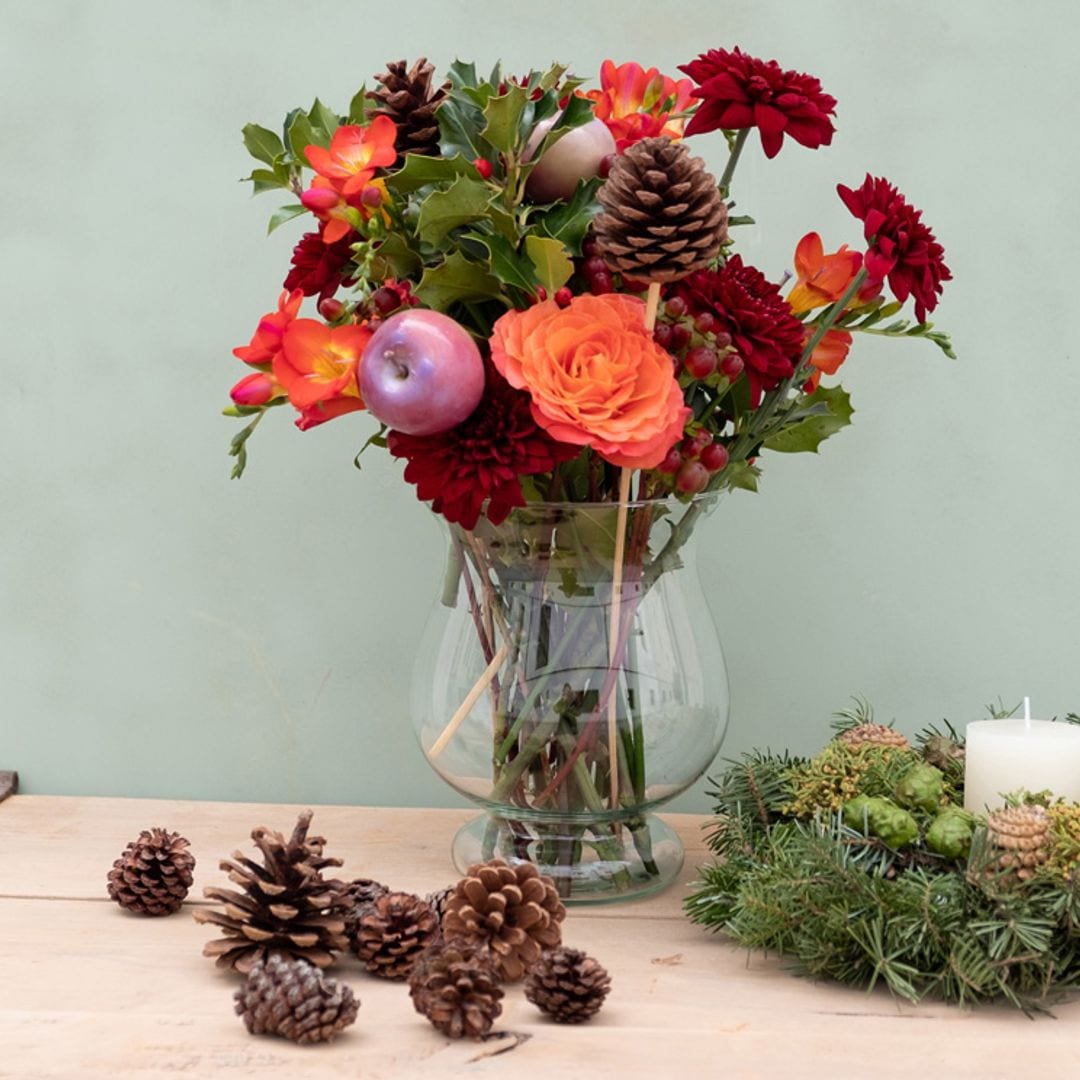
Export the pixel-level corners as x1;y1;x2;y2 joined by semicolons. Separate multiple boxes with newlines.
684;708;1080;1013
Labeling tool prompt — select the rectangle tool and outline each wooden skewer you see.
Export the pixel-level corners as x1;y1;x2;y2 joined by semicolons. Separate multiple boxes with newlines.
428;642;510;760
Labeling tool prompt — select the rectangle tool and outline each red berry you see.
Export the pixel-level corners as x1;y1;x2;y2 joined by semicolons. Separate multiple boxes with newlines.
657;447;683;474
719;353;744;380
554;286;573;308
318;297;346;321
675;460;710;494
680;430;711;458
699;442;730;472
582;237;601;257
713;330;733;350
665;296;688;318
621;275;650;292
583;255;608;278
653;323;673;348
598;153;616;178
473;157;494;180
670;323;691;352
534;286;548;302
694;312;718;335
590;270;613;294
683;345;718;379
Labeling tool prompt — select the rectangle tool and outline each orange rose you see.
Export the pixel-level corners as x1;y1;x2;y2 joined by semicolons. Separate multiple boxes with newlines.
490;293;689;470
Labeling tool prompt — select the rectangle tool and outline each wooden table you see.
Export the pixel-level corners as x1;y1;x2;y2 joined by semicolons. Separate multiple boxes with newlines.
2;796;1078;1079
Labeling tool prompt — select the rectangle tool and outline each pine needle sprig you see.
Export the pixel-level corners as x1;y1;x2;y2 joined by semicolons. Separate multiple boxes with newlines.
703;750;802;857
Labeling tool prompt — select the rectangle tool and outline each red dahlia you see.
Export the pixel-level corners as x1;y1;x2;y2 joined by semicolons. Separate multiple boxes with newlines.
837;174;951;323
283;229;359;301
679;47;836;159
670;257;805;405
386;369;579;530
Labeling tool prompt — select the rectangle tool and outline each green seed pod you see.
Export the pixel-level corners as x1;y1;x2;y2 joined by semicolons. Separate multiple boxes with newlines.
894;763;946;814
865;796;919;849
842;795;875;833
925;808;975;859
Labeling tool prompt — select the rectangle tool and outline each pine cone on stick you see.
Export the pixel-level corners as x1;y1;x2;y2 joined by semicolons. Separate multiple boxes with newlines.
235;953;358;1044
593;136;727;284
353;891;440;979
107;828;195;916
193;810;349;973
837;723;910;751
442;859;565;981
367;58;449;166
524;946;611;1023
409;940;503;1039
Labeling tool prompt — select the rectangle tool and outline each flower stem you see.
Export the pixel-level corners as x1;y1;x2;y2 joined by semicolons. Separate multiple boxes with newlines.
718;129;750;197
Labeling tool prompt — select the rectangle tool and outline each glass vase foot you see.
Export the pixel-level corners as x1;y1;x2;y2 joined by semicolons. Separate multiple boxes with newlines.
450;812;685;905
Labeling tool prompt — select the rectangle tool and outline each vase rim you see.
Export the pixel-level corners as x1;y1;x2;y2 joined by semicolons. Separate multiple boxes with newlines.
429;492;721;522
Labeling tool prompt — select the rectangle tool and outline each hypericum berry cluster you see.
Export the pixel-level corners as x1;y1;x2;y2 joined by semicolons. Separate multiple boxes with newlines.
653;296;743;385
577;237;652;297
657;426;730;494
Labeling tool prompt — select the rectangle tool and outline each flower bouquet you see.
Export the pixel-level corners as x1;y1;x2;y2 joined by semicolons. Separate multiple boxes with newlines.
225;49;954;900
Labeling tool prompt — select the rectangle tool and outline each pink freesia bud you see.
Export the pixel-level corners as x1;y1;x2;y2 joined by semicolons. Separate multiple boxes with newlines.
230;371;279;406
301;185;341;212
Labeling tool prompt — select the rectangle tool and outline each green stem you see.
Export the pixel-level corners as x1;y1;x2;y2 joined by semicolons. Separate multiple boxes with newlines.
799;267;869;370
718;129;750;197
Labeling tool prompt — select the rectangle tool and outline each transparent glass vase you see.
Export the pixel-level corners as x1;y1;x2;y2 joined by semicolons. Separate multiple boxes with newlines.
411;495;729;903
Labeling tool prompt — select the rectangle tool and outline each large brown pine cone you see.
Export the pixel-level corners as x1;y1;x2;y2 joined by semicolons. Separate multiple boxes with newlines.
193;810;350;973
367;58;449;166
837;723;910;751
235;953;358;1044
342;877;390;951
353;891;440;979
442;859;565;981
409;940;503;1040
593;136;727;284
524;945;611;1023
107;828;195;916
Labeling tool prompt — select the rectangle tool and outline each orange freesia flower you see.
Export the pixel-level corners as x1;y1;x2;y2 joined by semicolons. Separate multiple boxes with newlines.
490;293;690;470
273;319;371;427
786;232;877;314
232;289;303;366
803;327;852;389
301;175;389;244
584;60;695;151
304;116;397;196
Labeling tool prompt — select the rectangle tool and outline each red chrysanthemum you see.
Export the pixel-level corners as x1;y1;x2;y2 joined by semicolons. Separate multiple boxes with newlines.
386;369;579;530
837;175;951;323
679;46;836;159
670;256;805;404
283;229;359;301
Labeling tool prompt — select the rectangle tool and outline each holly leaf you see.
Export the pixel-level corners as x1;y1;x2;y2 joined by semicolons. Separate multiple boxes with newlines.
267;203;307;234
386;153;476;194
467;233;538;294
246;164;292;195
413;250;503;311
537;178;602;254
416;175;495;246
525;235;574;293
348;85;369;125
242;124;285;167
482;83;530;153
309;98;341;142
369;232;422;279
763;385;854;454
286;111;321;165
719;459;760;492
437;94;485;161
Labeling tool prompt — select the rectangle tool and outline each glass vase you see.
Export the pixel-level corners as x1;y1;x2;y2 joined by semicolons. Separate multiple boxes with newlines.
410;494;729;903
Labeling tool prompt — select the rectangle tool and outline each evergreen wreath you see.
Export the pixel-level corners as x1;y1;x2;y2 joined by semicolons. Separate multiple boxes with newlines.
685;700;1080;1012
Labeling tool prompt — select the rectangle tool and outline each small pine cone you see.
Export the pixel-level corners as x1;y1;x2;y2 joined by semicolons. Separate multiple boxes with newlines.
426;886;454;924
985;805;1050;883
593;136;726;284
193;810;350;973
922;733;965;771
353;891;440;979
235;953;358;1045
342;878;390;950
837;723;910;751
409;940;503;1040
367;58;449;166
107;828;195;916
442;859;566;981
525;946;611;1023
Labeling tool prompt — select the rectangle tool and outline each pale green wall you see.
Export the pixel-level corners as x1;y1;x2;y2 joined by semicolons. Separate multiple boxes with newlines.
3;0;1078;812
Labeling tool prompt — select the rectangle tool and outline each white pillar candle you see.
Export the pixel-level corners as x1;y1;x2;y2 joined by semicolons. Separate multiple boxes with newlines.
964;705;1080;813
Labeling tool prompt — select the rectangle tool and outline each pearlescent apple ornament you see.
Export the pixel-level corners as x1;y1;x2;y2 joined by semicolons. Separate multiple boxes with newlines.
525;117;617;203
359;309;485;436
